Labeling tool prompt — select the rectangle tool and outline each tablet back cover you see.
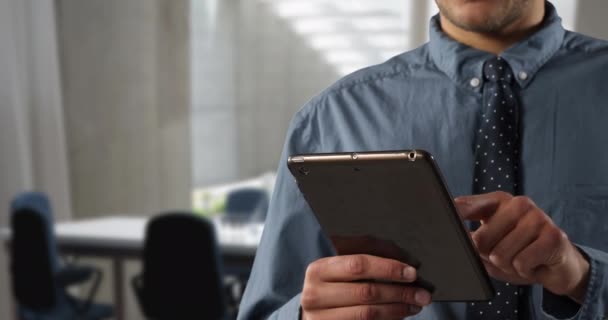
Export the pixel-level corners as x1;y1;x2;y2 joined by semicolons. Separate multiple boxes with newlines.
288;150;494;301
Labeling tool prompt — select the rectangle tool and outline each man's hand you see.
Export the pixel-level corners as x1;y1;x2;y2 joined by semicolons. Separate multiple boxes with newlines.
455;191;590;303
301;254;432;320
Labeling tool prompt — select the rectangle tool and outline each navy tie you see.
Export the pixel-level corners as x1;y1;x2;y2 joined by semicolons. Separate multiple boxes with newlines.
467;56;522;319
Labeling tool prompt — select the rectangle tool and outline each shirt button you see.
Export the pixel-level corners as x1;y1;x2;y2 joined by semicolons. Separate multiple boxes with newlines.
470;77;481;87
518;71;528;80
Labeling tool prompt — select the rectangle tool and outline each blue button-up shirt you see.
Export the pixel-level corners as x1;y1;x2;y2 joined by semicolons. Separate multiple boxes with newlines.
238;3;608;319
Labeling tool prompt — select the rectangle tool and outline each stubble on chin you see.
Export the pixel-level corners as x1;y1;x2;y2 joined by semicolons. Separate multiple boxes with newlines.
436;0;531;34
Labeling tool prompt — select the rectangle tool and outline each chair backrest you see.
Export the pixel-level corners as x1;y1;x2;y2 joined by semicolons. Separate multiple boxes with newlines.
10;192;60;311
138;212;226;319
225;188;269;222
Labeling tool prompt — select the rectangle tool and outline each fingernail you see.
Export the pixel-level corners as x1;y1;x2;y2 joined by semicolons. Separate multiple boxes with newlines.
402;266;416;280
415;290;431;305
454;197;470;205
409;305;421;313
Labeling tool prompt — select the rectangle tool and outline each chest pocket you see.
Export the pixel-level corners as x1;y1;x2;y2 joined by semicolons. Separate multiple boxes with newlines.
554;186;608;251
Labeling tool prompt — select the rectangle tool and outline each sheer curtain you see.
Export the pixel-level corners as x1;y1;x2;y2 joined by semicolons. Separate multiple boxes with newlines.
0;0;71;317
0;0;72;223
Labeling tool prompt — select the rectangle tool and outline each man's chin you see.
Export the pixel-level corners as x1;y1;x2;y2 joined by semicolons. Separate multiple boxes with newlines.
453;17;502;33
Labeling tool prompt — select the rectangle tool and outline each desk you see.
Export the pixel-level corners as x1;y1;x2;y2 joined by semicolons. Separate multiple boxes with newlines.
1;215;263;320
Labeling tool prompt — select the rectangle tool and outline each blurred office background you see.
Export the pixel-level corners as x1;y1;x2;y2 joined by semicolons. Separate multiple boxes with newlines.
0;0;605;318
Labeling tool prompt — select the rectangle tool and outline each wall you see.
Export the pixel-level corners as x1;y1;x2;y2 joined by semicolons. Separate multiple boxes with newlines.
234;1;341;179
576;0;608;40
191;0;340;187
56;0;191;218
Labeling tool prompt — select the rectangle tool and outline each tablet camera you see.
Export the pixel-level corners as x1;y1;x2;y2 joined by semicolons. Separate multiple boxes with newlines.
408;151;417;161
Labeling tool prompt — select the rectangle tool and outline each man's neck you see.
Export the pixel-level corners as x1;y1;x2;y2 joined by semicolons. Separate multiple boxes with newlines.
439;3;545;55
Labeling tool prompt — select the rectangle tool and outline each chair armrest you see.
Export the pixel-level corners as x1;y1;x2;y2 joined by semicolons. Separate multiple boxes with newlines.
131;274;145;313
131;274;143;301
59;265;103;316
55;265;96;287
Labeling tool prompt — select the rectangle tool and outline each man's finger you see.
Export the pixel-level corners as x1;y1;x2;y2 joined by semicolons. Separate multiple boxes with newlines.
488;211;544;270
454;191;512;221
314;255;417;283
511;226;567;280
308;303;421;320
308;282;431;309
472;199;532;255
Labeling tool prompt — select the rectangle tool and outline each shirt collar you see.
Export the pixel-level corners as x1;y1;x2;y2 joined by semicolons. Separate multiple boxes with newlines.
428;1;565;92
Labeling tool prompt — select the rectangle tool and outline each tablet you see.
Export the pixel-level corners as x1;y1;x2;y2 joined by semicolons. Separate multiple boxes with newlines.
287;150;494;301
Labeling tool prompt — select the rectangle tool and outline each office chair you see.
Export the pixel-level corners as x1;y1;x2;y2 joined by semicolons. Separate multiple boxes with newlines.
224;188;269;223
131;212;228;320
10;192;113;320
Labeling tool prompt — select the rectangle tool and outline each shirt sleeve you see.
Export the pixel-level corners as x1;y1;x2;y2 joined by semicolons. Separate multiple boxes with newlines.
237;110;335;320
541;245;608;319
